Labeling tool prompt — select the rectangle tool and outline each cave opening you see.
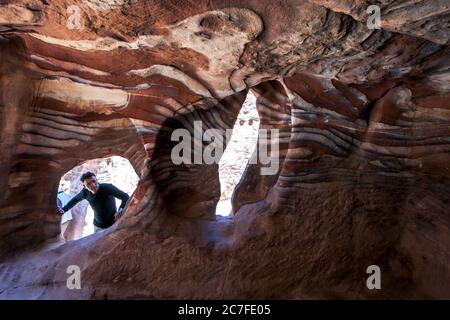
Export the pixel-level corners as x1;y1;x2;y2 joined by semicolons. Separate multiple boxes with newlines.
215;91;260;216
57;155;139;240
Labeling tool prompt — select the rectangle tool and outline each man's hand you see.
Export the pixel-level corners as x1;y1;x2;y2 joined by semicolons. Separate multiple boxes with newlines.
56;207;64;215
114;210;123;222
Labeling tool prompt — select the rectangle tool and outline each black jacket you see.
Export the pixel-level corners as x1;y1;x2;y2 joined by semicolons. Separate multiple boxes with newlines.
62;183;129;228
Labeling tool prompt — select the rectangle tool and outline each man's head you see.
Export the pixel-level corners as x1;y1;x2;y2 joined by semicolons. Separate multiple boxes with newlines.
80;172;99;194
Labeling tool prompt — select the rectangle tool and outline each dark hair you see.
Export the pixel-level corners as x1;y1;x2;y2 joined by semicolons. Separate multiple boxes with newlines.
80;171;96;182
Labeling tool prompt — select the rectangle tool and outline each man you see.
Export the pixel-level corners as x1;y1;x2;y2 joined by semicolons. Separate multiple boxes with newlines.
57;172;130;232
57;181;73;240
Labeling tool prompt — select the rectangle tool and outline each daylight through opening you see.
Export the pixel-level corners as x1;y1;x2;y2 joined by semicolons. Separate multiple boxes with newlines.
216;91;259;216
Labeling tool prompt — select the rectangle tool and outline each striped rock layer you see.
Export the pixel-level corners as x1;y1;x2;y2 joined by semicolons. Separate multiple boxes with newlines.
0;0;449;298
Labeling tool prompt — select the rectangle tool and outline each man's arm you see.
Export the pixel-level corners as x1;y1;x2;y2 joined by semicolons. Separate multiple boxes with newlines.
61;190;85;212
106;184;130;211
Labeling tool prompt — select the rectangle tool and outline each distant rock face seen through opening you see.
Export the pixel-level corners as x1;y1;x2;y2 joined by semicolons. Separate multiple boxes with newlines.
0;0;449;299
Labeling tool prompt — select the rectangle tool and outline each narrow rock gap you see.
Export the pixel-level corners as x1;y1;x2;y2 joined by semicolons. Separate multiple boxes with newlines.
216;91;259;216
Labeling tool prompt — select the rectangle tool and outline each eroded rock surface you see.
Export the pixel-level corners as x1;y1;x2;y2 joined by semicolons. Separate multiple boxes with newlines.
0;0;449;299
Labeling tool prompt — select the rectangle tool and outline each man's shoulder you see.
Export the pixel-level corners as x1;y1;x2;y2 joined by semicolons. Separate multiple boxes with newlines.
100;183;116;191
100;183;128;195
100;183;113;188
77;188;88;197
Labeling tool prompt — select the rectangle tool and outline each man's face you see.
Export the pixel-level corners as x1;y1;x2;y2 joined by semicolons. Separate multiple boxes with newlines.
83;176;99;194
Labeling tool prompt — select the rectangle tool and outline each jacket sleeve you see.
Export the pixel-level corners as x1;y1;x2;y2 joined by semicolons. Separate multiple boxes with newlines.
107;184;130;210
62;190;85;212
